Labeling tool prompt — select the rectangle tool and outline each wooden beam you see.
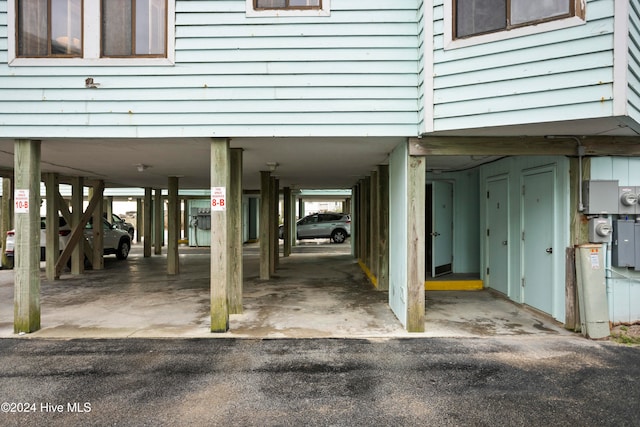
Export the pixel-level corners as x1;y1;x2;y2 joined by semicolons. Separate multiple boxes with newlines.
210;138;230;332
410;136;640;156
44;173;60;280
14;139;41;333
56;180;105;278
91;184;104;271
377;165;390;291
143;188;152;257
154;189;163;255
259;171;271;280
229;148;243;314
407;155;426;332
167;177;179;275
1;176;12;268
70;177;84;275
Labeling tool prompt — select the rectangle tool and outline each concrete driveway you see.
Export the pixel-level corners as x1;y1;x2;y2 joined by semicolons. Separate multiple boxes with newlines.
0;241;574;339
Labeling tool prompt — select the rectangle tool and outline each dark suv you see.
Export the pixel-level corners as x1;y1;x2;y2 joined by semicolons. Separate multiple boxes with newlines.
279;212;351;243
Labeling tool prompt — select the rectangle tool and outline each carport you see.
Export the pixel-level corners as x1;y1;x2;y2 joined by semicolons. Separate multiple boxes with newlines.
0;240;571;339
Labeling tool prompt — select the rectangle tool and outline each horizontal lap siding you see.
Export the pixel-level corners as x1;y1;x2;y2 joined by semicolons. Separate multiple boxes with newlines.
432;0;615;132
0;0;420;138
628;0;640;122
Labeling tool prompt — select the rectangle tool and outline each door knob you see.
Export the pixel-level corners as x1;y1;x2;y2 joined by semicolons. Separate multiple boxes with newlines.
545;247;553;254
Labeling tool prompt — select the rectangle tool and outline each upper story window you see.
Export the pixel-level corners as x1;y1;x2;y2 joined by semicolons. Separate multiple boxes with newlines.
101;0;167;57
17;0;83;57
10;0;174;65
455;0;577;39
254;0;321;9
246;0;330;17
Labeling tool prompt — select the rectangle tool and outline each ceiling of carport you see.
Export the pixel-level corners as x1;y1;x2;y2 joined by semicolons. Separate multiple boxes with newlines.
2;117;631;192
0;137;406;191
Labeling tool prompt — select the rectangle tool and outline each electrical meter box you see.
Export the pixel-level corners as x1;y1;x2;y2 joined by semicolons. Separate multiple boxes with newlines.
589;218;613;243
636;223;640;272
583;180;619;214
612;220;635;268
618;186;639;215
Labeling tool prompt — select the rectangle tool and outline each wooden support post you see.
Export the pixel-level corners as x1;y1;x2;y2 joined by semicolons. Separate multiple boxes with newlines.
105;196;113;220
370;170;379;282
290;193;297;247
144;188;152;257
1;176;13;269
283;187;292;257
55;181;105;277
377;165;390;291
181;197;188;241
407;155;426;332
210;138;230;332
136;197;142;243
259;171;271;280
14;139;41;333
167;177;179;275
44;173;59;280
271;177;279;273
71;176;84;275
154;188;163;255
352;184;359;259
229;148;243;314
90;184;104;271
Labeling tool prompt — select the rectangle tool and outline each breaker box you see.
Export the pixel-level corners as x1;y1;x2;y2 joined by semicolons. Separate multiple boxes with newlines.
191;207;211;230
612;220;636;268
583;180;619;214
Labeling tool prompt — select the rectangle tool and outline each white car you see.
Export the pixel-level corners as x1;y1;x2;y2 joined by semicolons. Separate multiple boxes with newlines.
4;216;131;268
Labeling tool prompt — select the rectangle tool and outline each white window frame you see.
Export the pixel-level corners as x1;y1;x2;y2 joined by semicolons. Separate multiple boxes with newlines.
443;0;586;50
246;0;330;17
8;0;175;66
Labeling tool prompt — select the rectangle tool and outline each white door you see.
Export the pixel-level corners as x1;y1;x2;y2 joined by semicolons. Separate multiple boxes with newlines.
431;181;453;277
522;169;555;315
486;177;509;295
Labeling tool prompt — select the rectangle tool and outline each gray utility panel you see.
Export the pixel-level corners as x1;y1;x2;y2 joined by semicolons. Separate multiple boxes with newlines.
619;186;639;215
583;180;619;214
612;220;635;268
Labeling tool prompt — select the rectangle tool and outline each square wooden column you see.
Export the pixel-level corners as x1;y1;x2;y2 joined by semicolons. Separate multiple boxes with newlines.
370;170;379;279
154;188;163;255
407;155;426;332
44;173;59;280
143;188;152;257
271;177;279;273
283;187;292;257
229;148;243;314
90;183;104;271
377;165;390;291
167;176;179;275
259;171;271;280
14;139;41;333
210;138;230;332
71;176;85;275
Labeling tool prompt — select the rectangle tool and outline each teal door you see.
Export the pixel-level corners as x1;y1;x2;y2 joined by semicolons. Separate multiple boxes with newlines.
486;177;509;295
431;181;453;277
522;169;555;315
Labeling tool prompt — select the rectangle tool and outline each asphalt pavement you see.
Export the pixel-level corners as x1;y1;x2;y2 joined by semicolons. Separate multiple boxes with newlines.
1;336;638;426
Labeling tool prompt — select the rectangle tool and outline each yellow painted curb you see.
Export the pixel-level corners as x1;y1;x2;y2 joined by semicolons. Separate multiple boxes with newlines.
358;260;378;288
425;280;483;291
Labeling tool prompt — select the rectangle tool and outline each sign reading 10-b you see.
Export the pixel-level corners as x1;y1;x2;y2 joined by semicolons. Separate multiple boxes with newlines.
15;189;30;213
211;187;226;211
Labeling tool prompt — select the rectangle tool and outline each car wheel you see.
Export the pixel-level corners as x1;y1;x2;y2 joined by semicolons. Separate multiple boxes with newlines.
331;229;347;244
116;239;130;260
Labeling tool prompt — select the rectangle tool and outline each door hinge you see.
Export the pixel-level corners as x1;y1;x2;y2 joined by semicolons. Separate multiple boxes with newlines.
522;231;525;241
487;228;490;237
487;267;490;275
522;278;526;287
487;191;490;199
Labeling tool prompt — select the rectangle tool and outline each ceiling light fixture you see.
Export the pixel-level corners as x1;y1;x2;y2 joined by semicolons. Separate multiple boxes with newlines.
135;164;148;172
266;162;279;172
